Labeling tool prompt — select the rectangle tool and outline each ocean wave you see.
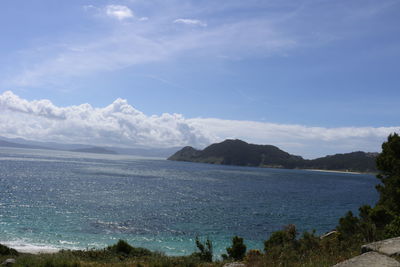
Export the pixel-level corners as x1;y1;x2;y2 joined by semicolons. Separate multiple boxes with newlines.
1;239;60;254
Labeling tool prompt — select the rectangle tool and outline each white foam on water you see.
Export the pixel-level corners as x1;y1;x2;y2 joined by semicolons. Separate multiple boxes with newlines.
58;240;79;245
1;240;60;254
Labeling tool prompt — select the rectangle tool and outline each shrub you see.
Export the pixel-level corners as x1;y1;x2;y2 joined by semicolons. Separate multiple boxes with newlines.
385;216;400;238
191;237;213;262
226;236;247;261
107;240;152;257
0;243;18;256
298;230;320;252
336;211;360;240
114;240;133;254
369;205;394;228
264;224;297;252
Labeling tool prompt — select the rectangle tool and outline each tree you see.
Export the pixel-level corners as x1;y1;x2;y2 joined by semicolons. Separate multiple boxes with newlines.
226;236;247;261
192;237;213;262
375;133;400;214
336;211;360;240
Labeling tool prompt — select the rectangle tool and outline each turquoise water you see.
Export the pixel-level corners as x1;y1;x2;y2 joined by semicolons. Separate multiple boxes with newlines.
0;147;378;256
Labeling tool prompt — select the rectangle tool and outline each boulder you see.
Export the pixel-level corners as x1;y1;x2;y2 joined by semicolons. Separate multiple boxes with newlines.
333;251;400;267
1;258;16;266
223;262;246;267
320;230;338;239
362;236;400;256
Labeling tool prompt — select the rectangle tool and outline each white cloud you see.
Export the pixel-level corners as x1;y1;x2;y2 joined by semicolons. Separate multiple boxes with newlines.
173;19;207;27
0;91;212;148
105;5;134;20
0;91;398;158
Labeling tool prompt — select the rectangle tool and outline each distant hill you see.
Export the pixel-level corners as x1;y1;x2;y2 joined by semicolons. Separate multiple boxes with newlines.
301;151;378;173
70;147;118;155
0;136;181;158
168;139;378;172
169;139;304;169
0;140;51;150
111;146;182;158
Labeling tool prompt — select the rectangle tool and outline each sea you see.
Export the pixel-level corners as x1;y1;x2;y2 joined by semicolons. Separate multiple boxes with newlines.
0;147;379;256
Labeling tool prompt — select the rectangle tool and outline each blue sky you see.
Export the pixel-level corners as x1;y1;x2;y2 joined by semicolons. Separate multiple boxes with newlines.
0;0;399;157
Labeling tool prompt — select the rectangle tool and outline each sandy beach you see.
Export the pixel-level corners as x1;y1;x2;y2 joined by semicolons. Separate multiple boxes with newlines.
304;169;363;175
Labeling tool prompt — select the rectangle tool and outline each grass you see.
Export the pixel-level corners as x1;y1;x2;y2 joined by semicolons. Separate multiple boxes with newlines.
0;240;225;267
0;238;364;267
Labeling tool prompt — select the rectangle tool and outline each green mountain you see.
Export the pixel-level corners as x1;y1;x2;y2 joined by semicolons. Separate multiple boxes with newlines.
168;139;377;172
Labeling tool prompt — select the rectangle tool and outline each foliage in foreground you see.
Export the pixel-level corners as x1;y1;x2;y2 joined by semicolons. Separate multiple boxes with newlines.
0;243;18;256
224;236;246;261
191;237;213;262
252;133;400;266
335;133;400;244
0;244;221;267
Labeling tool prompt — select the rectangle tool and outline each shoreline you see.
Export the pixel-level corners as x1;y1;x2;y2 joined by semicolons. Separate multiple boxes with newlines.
1;241;61;254
303;169;363;174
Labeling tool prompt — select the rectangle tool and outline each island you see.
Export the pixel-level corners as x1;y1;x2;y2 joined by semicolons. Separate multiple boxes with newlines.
168;139;377;173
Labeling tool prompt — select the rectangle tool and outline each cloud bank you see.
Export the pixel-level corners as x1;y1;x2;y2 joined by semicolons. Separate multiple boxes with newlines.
0;91;212;148
0;91;398;158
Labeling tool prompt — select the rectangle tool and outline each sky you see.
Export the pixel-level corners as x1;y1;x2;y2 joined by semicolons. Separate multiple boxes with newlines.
0;0;399;158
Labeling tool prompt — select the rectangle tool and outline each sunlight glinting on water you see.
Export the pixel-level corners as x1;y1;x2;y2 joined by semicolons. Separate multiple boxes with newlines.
0;148;378;256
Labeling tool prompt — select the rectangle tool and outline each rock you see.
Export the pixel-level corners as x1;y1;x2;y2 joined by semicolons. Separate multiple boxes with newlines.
320;230;338;239
362;236;400;256
223;262;246;267
332;251;400;267
1;258;16;266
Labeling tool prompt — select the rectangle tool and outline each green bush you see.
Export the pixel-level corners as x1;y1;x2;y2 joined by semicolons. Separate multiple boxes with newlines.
191;237;213;262
298;230;320;252
0;243;18;256
369;205;394;228
385;216;400;238
226;236;247;261
337;211;360;240
107;239;152;257
264;224;297;252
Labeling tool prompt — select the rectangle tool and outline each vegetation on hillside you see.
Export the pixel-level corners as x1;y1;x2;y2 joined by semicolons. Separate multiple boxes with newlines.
168;139;377;172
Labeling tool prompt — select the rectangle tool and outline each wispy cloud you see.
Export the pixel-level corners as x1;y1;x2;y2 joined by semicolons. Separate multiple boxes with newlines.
0;91;397;157
5;1;398;89
9;16;294;87
10;32;170;87
174;18;207;27
105;5;134;20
